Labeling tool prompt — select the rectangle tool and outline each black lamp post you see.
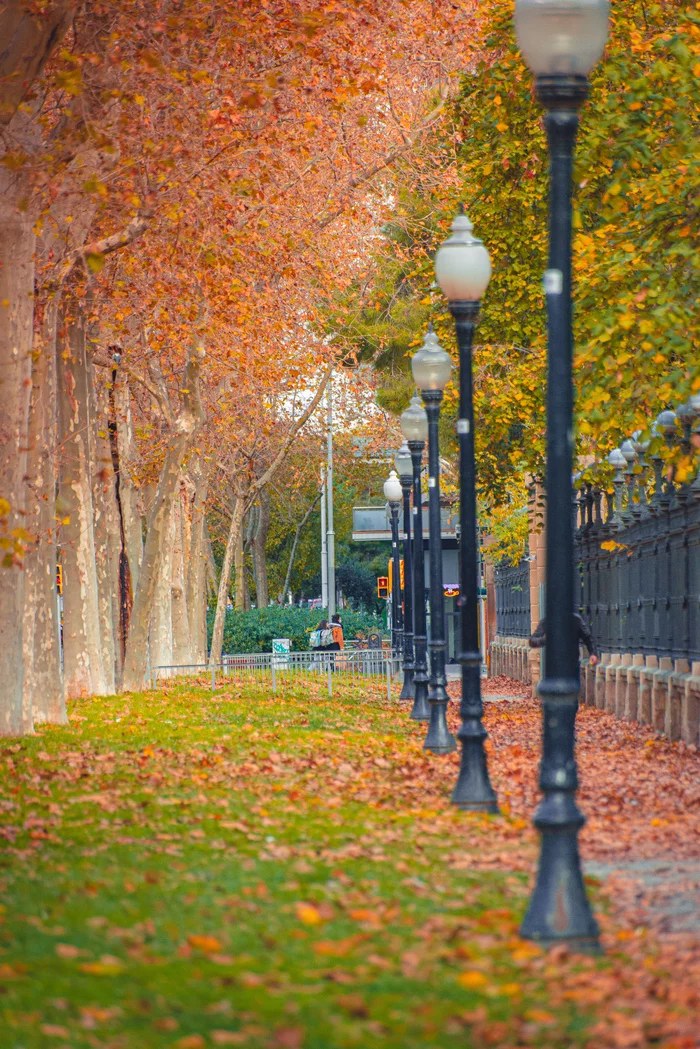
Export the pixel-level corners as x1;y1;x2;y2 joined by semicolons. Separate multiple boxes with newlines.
395;442;415;701
434;210;499;812
401;395;431;721
515;0;609;951
412;328;457;755
384;470;403;659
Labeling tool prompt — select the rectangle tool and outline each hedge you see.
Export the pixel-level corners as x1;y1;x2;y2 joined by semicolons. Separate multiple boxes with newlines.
207;606;385;655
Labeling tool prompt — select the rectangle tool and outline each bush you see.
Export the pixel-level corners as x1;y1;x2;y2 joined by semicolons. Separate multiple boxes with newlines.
207;606;385;654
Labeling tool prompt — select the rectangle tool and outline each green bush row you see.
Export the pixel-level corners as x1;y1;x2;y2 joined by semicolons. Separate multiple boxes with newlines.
207;606;385;654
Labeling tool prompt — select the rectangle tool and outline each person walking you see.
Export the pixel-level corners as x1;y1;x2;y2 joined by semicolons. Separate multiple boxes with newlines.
529;612;599;666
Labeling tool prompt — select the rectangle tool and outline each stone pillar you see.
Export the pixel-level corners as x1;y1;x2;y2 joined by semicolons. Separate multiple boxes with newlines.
666;658;690;742
615;653;633;717
626;654;645;721
651;657;673;733
638;655;657;724
605;653;620;713
682;662;700;746
595;653;609;709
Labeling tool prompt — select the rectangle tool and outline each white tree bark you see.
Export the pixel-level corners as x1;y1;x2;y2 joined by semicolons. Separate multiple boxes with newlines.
149;510;174;670
22;296;66;725
91;375;121;693
121;335;206;691
186;463;209;663
251;488;271;608
171;484;192;665
57;301;108;699
0;205;34;735
209;493;247;664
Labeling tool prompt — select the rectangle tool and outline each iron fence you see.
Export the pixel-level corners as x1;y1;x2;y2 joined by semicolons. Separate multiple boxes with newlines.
494;561;531;638
575;484;700;663
150;648;401;701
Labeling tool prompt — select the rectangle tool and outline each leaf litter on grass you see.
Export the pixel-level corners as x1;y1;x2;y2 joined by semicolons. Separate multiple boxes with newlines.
0;674;698;1047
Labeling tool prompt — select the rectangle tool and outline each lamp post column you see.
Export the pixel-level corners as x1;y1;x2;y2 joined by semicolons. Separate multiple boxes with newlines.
389;502;402;657
399;472;415;700
408;442;430;720
518;73;599;950
450;301;498;811
421;390;456;754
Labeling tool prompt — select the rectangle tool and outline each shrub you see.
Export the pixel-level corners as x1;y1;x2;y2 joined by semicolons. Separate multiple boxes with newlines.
207;606;385;654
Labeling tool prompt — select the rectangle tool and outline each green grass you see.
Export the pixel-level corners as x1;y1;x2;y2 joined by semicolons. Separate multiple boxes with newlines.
0;677;601;1048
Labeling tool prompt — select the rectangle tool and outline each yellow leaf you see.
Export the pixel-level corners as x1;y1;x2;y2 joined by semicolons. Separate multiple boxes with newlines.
187;934;223;953
295;902;323;926
79;961;124;975
618;311;635;330
496;121;508;133
457;970;488;990
525;1008;556;1024
621;242;636;252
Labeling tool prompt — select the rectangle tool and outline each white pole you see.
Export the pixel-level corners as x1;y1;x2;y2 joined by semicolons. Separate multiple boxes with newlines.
326;377;336;619
320;465;328;609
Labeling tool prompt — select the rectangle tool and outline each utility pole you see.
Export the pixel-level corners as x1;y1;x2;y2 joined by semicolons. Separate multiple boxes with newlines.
320;464;328;609
326;377;336;618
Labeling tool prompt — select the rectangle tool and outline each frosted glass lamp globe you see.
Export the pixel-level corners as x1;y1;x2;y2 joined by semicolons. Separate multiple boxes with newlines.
400;394;428;443
394;442;413;478
607;448;626;470
514;0;609;76
411;328;453;392
619;439;637;465
434;212;491;302
383;470;403;504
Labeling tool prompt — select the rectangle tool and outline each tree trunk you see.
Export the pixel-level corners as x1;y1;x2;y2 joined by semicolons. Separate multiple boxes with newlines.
113;373;143;597
57;299;108;699
149;510;174;670
91;374;120;692
121;336;205;691
186;464;209;663
22;294;66;725
0;206;34;735
252;488;270;608
209;495;246;664
235;522;247;612
171;484;192;665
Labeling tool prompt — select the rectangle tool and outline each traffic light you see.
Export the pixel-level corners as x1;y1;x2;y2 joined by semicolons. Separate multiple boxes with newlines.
387;559;405;593
377;576;389;599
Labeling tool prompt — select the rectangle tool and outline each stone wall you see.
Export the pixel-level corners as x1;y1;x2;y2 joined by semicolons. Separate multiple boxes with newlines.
489;635;536;685
489;642;700;746
580;653;700;746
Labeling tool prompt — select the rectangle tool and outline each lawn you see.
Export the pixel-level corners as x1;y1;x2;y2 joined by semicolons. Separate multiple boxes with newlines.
1;674;698;1049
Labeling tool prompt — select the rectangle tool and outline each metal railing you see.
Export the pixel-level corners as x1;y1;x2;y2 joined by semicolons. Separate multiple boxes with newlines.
494;561;531;638
575;484;700;663
150;648;402;701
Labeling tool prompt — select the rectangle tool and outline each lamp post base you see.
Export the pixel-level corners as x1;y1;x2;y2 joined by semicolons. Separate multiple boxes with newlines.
451;734;499;812
520;796;600;952
409;676;430;720
399;668;415;701
423;684;456;754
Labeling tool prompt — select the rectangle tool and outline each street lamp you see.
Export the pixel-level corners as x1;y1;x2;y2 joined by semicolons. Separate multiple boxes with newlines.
515;0;609;952
395;442;415;701
435;209;498;812
401;394;431;721
384;469;403;659
412;328;457;755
